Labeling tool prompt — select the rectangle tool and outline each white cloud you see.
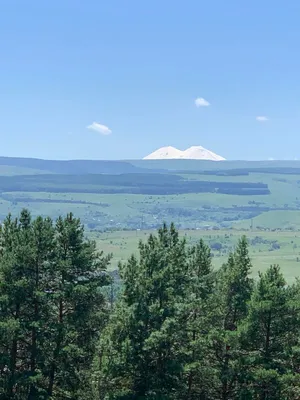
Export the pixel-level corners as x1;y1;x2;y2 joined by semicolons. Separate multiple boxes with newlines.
195;97;210;107
256;116;268;122
87;122;112;135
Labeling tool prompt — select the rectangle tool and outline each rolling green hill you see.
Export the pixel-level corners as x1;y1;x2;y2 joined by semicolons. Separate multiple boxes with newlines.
235;210;300;230
91;229;300;282
0;156;299;231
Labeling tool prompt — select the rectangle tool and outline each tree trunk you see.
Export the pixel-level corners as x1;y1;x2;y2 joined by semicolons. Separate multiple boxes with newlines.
47;298;63;396
221;352;229;400
187;326;196;399
28;261;39;400
8;303;20;398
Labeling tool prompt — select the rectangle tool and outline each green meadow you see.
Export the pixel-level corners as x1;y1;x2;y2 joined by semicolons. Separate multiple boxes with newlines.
1;157;300;279
91;229;300;282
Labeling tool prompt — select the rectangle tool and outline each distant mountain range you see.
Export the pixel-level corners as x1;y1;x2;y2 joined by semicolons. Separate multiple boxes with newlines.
2;155;300;177
143;146;225;161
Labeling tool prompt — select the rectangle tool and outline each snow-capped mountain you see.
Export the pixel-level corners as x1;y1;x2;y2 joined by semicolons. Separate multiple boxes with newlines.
143;146;184;160
143;146;225;161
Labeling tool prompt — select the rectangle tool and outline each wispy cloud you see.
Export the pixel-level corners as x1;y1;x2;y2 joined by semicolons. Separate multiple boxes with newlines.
195;97;210;107
87;122;112;135
256;116;268;122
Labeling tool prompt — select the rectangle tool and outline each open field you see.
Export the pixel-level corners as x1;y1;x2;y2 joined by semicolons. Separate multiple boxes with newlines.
1;178;300;230
235;210;300;230
91;229;300;283
0;157;300;280
0;157;300;231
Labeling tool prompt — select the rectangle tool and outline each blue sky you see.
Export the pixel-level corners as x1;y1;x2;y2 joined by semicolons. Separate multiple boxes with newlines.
1;0;300;160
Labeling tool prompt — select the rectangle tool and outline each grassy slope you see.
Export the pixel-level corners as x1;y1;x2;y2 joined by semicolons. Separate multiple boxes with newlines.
235;210;300;230
0;158;299;231
0;158;299;279
184;172;300;206
1;170;300;228
0;170;300;223
92;229;300;283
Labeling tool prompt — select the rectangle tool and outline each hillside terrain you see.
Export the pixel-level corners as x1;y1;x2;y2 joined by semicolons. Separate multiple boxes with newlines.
0;156;299;231
91;229;300;282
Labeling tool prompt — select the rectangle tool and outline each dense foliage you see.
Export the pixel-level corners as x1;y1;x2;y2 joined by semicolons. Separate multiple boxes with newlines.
0;210;111;399
1;211;300;399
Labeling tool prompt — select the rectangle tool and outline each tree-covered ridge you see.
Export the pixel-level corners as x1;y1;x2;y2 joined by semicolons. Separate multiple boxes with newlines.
1;212;300;399
0;173;269;195
2;154;300;175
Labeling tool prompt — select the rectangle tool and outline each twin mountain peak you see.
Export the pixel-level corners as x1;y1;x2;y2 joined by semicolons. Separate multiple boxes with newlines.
143;146;225;161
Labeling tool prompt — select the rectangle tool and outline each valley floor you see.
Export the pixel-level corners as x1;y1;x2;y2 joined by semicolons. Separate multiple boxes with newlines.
91;228;300;283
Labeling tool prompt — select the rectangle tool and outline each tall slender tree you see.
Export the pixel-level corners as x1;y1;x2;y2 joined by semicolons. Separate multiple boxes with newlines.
239;265;300;399
0;210;111;399
0;210;55;399
46;213;111;399
210;236;254;400
97;223;189;399
183;239;216;399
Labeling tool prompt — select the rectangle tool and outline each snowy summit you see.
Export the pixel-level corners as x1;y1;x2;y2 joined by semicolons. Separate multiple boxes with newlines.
143;146;225;161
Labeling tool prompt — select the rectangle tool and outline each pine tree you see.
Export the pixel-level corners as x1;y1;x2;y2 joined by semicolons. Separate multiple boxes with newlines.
239;265;300;399
0;210;111;399
97;223;189;399
223;236;253;330
0;210;55;399
46;213;111;399
27;215;56;399
0;213;21;399
210;236;254;399
183;239;216;399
